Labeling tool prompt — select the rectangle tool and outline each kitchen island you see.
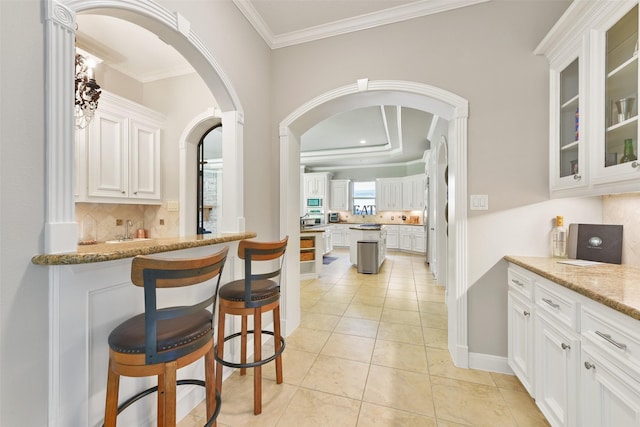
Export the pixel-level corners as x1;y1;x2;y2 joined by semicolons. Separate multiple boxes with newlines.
349;224;387;270
32;231;255;427
300;226;329;279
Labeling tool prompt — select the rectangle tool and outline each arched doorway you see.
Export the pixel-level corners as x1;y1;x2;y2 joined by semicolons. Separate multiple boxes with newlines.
45;0;244;253
279;80;470;367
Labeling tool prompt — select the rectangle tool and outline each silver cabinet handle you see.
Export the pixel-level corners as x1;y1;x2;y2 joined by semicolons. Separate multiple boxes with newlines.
595;331;627;350
561;343;571;350
542;298;560;309
632;161;639;169
573;174;581;180
511;279;525;287
584;361;596;370
523;311;530;317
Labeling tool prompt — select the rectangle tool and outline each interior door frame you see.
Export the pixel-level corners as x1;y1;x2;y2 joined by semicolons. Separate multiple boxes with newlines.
279;79;470;368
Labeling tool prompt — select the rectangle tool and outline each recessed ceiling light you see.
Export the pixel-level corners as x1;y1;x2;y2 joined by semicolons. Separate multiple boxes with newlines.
360;140;366;144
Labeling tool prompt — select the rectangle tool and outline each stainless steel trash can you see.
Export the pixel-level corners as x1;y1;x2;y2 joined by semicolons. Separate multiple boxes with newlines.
357;240;379;274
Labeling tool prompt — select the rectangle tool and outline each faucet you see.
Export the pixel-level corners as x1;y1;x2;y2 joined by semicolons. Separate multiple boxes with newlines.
124;219;133;240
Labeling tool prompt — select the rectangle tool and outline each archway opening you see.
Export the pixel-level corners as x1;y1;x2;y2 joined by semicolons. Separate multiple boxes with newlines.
278;80;470;367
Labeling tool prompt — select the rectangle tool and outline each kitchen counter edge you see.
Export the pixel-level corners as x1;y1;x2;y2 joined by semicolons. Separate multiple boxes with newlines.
32;232;257;265
504;255;640;321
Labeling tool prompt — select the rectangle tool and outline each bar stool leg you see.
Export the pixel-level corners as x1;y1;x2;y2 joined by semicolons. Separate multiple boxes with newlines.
215;309;226;395
273;305;283;384
104;360;120;427
253;307;262;415
240;315;248;376
164;362;177;426
205;344;216;426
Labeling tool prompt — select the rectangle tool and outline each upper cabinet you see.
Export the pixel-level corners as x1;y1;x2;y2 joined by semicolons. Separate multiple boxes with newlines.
76;90;164;204
376;178;403;211
304;172;331;198
537;1;640;197
402;174;427;210
330;179;351;211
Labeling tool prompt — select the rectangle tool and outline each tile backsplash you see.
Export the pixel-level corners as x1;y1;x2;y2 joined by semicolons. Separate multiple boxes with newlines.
602;193;640;267
332;210;423;225
76;202;179;242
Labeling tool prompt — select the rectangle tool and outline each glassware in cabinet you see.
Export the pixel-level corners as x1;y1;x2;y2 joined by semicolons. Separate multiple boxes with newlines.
604;5;639;170
559;58;581;179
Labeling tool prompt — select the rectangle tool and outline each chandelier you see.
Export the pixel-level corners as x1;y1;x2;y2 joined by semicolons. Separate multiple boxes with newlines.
74;52;101;129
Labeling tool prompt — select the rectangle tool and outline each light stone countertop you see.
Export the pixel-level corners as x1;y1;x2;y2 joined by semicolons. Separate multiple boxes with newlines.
505;256;640;321
31;232;257;265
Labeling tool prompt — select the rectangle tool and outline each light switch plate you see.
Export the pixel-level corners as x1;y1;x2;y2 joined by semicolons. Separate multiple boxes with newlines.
470;194;489;211
167;200;179;212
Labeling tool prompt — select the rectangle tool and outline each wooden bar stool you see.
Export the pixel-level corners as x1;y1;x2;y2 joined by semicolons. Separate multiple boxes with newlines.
214;237;288;415
104;246;229;427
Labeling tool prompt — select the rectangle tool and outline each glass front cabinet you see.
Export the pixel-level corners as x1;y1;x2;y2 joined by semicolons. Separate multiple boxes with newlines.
538;1;640;197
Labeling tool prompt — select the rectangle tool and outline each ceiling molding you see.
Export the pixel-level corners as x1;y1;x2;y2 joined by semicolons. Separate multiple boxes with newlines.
234;0;491;49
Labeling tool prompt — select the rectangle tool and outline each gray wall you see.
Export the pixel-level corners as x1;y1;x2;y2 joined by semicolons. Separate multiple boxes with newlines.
269;0;574;359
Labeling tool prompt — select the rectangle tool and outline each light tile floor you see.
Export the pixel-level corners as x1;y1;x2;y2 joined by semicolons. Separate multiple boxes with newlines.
180;249;549;427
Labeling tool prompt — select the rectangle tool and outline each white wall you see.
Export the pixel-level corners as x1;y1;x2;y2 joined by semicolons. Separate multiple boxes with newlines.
0;0;272;425
270;0;573;359
0;1;50;425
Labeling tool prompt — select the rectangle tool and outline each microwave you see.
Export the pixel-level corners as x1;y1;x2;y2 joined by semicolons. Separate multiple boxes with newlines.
306;198;323;207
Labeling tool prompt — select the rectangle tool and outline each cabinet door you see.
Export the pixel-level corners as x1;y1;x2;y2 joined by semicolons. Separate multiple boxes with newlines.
508;292;535;395
592;5;640;185
129;119;161;200
330;180;349;210
535;313;579;427
581;344;640;427
399;228;413;251
551;55;587;192
87;108;129;198
377;179;402;211
412;230;426;253
386;228;399;249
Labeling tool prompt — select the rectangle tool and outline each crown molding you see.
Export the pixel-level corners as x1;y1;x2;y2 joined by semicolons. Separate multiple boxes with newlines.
234;0;490;49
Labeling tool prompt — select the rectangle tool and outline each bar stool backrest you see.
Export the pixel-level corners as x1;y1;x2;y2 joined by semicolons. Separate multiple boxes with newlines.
130;246;229;364
237;236;289;308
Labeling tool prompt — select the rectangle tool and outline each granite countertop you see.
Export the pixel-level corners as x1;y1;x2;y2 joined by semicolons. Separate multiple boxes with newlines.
348;224;387;230
505;256;640;321
32;232;257;266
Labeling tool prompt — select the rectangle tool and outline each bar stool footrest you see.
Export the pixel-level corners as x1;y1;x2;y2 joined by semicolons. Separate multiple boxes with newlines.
102;379;221;427
214;330;285;369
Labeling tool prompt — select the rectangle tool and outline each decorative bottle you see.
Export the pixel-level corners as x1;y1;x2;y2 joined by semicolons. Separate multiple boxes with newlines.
619;139;637;164
551;215;567;258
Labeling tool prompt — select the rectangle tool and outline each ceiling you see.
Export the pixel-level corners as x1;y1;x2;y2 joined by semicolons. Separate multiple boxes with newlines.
75;0;485;168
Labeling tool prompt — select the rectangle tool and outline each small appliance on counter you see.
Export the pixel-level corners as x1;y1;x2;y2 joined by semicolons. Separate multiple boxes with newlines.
567;223;623;264
328;212;340;223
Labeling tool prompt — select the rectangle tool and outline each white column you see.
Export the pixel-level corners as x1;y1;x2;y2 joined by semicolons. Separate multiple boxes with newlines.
220;110;244;233
44;0;78;254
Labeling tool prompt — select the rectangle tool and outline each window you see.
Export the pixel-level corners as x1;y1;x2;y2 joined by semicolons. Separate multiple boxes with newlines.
197;125;222;234
352;181;376;215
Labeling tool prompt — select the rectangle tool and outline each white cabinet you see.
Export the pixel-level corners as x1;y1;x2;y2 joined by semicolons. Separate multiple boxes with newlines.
537;2;640;197
322;229;333;255
507;261;640;427
79;90;163;204
331;225;346;247
507;266;535;395
402;174;426;210
376;178;403;211
386;225;399;249
330;180;350;211
304;172;331;198
580;344;640;427
534;278;580;427
397;225;426;253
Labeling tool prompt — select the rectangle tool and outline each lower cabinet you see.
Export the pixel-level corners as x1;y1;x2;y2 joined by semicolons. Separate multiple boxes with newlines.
535;313;579;427
580;344;640;427
507;262;640;427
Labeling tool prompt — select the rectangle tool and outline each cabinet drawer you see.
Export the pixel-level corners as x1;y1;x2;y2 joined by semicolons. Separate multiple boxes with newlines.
582;303;640;372
508;266;534;301
535;278;578;331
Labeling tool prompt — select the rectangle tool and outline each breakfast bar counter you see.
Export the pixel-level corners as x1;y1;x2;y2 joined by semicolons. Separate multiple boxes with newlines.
35;232;255;426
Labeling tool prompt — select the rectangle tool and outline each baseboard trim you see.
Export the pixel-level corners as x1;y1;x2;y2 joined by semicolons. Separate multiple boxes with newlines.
468;352;514;375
